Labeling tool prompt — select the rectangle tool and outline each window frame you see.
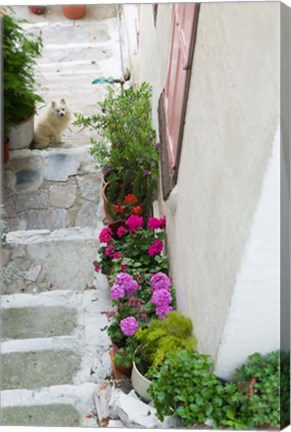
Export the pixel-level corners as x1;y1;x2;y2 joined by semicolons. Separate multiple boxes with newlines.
159;3;200;199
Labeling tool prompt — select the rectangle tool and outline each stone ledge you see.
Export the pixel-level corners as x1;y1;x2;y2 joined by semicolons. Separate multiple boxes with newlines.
7;227;101;244
1;382;99;411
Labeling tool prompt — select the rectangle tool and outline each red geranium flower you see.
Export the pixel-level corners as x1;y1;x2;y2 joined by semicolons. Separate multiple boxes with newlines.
117;201;125;213
124;194;138;204
132;205;142;215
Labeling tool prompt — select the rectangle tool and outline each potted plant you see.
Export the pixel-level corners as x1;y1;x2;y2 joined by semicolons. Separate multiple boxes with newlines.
3;9;43;150
96;215;168;286
148;349;250;429
103;272;151;376
74;83;159;221
234;350;289;429
28;6;46;15
131;311;197;400
62;5;86;20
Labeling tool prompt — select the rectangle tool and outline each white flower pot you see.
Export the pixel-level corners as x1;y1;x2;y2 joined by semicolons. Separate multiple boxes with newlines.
8;113;34;150
131;361;152;402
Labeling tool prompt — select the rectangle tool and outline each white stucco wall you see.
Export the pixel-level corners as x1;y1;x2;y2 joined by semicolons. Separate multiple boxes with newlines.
280;2;291;354
214;127;280;379
123;2;281;369
121;3;173;132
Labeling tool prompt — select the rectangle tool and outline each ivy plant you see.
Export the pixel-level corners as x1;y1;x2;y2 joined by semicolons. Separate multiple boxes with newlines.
235;350;290;428
149;349;250;429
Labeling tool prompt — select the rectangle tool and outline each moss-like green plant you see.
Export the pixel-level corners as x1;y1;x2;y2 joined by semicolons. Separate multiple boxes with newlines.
3;10;43;135
134;311;197;378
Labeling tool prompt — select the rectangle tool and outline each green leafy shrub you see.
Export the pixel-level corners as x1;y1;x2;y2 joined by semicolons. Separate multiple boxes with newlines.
149;349;249;429
3;10;43;135
235;350;289;427
280;351;290;427
74;83;159;217
134;311;197;378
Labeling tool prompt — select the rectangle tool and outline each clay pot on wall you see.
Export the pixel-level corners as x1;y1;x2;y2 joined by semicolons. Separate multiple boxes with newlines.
101;182;120;224
28;6;46;14
62;5;86;20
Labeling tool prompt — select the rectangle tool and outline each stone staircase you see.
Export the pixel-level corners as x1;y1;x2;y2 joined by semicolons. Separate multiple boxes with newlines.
0;286;113;426
1;5;123;427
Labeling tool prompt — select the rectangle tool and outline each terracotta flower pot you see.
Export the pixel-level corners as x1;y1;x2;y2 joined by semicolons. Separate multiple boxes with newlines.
108;219;127;240
114;358;132;378
62;5;86;20
110;341;132;377
102;182;120;224
28;6;46;15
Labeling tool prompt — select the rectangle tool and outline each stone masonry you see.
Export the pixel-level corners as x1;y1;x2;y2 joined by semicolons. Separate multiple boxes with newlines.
1;5;126;427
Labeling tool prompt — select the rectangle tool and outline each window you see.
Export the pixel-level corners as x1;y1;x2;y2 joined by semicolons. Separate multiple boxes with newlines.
159;3;200;199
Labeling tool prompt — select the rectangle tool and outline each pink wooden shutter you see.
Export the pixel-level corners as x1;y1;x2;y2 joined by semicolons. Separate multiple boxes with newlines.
164;3;198;169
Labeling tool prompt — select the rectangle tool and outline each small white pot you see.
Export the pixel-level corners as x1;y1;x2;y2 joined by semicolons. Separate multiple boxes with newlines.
8;113;34;150
131;361;152;402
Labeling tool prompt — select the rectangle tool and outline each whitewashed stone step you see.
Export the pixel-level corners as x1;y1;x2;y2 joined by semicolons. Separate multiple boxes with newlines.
0;286;113;426
4;228;101;294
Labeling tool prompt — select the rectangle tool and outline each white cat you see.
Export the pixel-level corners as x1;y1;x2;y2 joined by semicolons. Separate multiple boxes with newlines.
33;99;72;149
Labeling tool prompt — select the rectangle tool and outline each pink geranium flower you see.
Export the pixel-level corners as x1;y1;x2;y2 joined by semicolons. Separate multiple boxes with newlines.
117;226;128;237
114;272;139;296
156;305;173;318
148;240;163;256
99;227;113;244
147;217;161;230
126;215;144;233
151;288;172;307
105;244;115;258
120;316;139;336
147;216;167;230
159;216;166;229
110;284;125;300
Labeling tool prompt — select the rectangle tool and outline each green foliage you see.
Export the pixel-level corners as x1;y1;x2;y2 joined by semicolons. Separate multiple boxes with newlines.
149;349;249;429
134;311;197;378
114;338;139;369
3;10;43;134
235;350;289;427
280;351;290;426
74;83;159;217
